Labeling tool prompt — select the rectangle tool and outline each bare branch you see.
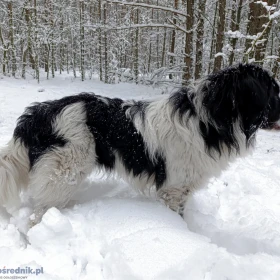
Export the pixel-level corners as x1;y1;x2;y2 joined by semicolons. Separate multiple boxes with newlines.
105;1;188;18
166;18;186;33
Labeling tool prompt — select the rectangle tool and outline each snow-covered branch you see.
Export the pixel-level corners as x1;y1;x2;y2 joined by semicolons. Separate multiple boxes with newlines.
105;1;188;18
86;23;176;31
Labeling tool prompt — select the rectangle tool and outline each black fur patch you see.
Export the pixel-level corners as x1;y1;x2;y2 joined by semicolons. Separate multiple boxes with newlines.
200;64;280;155
84;97;166;189
13;94;90;167
14;93;166;189
169;87;196;122
126;100;149;123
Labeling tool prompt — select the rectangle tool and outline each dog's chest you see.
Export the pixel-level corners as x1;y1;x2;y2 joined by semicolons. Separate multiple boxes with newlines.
163;136;230;189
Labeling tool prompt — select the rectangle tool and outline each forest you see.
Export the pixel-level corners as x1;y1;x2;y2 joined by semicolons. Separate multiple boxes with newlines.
0;0;279;85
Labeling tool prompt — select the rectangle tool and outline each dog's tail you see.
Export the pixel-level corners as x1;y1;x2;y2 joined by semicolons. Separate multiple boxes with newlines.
0;138;29;207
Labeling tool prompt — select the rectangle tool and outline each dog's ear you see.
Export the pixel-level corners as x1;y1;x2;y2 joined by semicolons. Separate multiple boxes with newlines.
200;66;241;153
202;64;273;141
202;65;238;127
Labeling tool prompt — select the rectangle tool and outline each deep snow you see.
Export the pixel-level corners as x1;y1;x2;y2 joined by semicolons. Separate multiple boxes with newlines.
0;73;280;279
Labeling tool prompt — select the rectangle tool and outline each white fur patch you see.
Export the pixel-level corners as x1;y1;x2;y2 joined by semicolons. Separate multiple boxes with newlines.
129;92;256;212
0;139;29;208
28;102;96;210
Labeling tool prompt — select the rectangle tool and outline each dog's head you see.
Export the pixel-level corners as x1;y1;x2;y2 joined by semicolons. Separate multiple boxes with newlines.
202;64;280;145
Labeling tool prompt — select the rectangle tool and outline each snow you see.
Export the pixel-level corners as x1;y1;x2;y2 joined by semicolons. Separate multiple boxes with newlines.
225;30;244;39
225;30;259;41
1;73;280;279
256;1;276;12
255;1;279;20
214;52;227;59
266;55;279;60
270;10;280;20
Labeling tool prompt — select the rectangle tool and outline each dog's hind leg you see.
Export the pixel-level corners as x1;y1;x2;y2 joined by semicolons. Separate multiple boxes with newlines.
28;102;96;223
28;139;96;223
0;138;29;209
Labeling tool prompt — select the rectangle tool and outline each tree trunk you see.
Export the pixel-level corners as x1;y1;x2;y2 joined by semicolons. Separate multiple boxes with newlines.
3;48;8;75
98;0;103;81
208;1;218;74
44;0;49;77
34;0;39;83
134;8;139;84
80;0;85;81
229;0;244;65
23;1;35;77
194;0;206;79
161;27;167;68
169;0;178;79
272;32;280;77
8;1;16;77
60;19;64;75
104;3;109;83
0;26;8;76
156;0;160;69
213;0;226;72
245;0;276;64
148;8;154;74
182;0;194;84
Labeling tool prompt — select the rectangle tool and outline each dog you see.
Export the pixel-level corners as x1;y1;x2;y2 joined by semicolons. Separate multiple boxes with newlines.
0;63;279;220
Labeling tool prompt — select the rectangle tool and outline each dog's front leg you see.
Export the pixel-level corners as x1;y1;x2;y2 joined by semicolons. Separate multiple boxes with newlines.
157;187;189;217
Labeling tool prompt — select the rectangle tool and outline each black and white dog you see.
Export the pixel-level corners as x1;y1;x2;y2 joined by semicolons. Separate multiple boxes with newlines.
0;64;280;219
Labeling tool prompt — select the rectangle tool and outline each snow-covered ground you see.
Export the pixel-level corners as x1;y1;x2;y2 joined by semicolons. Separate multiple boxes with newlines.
1;73;280;280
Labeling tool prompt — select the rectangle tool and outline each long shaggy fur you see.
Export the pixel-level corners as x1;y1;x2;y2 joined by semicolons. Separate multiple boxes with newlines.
1;63;280;218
